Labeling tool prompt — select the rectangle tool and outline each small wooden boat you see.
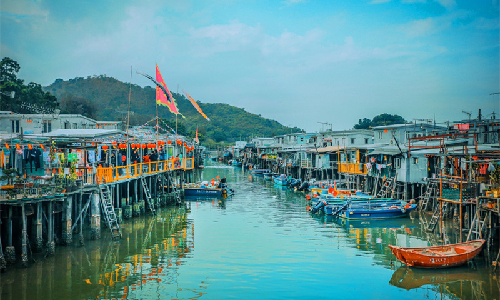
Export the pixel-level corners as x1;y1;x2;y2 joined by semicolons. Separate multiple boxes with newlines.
273;174;288;186
389;240;485;268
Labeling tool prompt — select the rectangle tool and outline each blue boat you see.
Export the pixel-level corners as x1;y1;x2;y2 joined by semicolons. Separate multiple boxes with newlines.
273;174;288;186
232;161;242;167
250;169;271;175
339;204;417;219
184;187;226;197
264;173;278;181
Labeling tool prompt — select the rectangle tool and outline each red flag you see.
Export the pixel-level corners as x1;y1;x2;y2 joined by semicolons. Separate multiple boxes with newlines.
183;90;210;121
156;64;180;115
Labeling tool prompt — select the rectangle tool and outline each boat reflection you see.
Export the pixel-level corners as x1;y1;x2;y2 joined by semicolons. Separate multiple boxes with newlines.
390;266;500;299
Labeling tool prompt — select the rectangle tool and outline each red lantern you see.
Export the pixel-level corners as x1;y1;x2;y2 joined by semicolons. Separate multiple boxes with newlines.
183;143;187;147
131;143;135;149
167;140;172;145
142;144;146;149
102;145;109;150
5;143;9;149
151;143;156;148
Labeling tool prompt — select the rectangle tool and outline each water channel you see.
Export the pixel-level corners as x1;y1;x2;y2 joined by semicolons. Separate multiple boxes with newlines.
1;160;499;299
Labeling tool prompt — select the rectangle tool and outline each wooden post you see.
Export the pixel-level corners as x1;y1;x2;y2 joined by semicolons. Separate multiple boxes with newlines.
62;196;72;245
47;201;55;255
78;194;84;246
33;201;43;251
21;203;28;267
90;193;101;240
5;206;15;264
0;217;6;271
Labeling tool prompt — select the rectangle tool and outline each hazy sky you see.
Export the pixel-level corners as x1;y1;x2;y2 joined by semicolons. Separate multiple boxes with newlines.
1;0;499;131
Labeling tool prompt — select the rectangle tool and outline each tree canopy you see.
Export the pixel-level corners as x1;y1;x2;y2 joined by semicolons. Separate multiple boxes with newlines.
0;57;58;113
354;113;406;129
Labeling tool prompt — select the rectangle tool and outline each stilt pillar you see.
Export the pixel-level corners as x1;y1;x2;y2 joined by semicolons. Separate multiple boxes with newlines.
90;193;101;240
21;203;28;267
5;206;15;264
62;196;73;245
32;202;43;252
46;201;55;256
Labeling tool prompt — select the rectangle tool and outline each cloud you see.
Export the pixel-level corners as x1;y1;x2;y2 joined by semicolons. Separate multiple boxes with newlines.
369;0;392;4
434;0;456;10
0;0;49;17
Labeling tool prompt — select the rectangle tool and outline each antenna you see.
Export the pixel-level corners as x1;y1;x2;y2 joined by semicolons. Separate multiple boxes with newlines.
462;111;472;122
317;122;332;131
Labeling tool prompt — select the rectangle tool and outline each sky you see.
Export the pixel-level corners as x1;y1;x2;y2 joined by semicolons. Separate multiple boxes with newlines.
1;0;499;132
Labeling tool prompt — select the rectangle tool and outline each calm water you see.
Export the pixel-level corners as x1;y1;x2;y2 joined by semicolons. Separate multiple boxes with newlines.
1;161;499;300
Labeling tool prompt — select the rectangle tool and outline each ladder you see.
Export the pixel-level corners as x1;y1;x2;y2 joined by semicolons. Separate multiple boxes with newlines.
140;176;156;214
418;181;438;211
96;184;121;239
426;201;450;232
163;172;182;205
467;208;490;241
377;177;396;198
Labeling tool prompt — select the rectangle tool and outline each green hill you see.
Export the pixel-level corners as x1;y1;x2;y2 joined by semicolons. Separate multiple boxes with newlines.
44;75;302;143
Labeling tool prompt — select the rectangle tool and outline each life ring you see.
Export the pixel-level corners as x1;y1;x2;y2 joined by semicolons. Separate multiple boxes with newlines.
389;206;398;209
249;165;253;170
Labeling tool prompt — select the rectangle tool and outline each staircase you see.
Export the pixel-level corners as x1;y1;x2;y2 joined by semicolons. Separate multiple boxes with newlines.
467;208;490;241
96;184;121;239
377;177;396;198
162;172;182;205
426;201;450;233
418;181;438;211
140;176;156;214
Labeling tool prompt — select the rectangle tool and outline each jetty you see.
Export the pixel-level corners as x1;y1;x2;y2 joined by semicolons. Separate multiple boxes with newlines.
0;111;203;271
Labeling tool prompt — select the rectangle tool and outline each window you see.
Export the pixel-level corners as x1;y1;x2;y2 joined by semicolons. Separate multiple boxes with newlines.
413;157;418;164
350;138;355;144
395;158;401;168
365;138;369;144
378;131;383;139
64;122;70;129
12;120;19;133
43;120;52;133
72;123;77;129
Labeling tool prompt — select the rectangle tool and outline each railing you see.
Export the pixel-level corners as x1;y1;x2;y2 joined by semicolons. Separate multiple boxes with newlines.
338;163;367;175
300;160;312;168
95;158;194;184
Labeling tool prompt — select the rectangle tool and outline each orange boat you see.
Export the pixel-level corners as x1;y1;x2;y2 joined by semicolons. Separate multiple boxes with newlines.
389;240;485;268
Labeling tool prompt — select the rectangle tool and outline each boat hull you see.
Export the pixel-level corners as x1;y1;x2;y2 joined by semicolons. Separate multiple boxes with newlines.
389;240;485;268
339;204;417;219
273;178;288;186
184;188;224;197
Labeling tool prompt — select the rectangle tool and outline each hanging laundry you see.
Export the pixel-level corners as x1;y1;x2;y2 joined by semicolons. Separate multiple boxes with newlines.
488;162;495;172
366;163;372;169
88;151;96;163
43;150;50;163
479;164;487;175
376;164;382;171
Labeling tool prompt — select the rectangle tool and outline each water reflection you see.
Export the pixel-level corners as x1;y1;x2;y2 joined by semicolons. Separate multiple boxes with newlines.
0;207;193;300
390;267;500;299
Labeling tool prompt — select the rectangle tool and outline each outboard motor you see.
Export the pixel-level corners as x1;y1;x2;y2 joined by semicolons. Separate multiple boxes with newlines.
289;179;301;189
310;199;327;214
298;181;309;192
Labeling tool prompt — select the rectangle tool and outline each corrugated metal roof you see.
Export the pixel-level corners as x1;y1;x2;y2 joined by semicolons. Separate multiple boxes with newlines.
32;129;123;138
